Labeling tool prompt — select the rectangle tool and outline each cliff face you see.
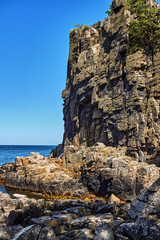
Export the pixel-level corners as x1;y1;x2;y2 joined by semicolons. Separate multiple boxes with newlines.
62;0;160;165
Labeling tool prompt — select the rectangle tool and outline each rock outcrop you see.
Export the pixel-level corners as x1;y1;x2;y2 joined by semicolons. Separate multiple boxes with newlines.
117;177;160;239
0;192;18;227
61;0;160;166
0;0;160;204
0;178;160;239
0;152;88;198
0;191;126;240
0;1;160;239
1;148;159;200
61;143;160;199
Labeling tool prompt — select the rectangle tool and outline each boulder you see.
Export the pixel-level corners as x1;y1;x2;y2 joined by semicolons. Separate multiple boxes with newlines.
0;152;88;198
118;177;160;239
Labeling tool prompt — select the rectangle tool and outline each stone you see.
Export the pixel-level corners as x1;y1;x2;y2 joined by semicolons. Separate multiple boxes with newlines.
115;234;130;240
0;192;20;227
0;146;159;202
0;181;160;240
1;226;23;239
0;152;89;198
117;177;160;239
12;225;41;240
60;0;160;167
0;229;10;240
108;194;121;204
13;194;28;199
1;1;160;239
96;204;115;214
94;224;114;240
148;177;160;192
38;226;56;240
62;145;159;199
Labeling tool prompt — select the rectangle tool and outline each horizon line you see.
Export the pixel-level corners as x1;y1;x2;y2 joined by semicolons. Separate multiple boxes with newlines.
0;144;57;146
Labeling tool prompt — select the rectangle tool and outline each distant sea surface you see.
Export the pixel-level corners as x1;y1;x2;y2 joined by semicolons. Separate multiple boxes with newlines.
0;145;56;194
0;145;56;166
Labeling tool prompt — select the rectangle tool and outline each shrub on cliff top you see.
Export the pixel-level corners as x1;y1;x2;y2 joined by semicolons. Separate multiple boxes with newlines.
128;0;160;65
128;0;145;8
74;24;90;32
105;0;160;64
82;25;90;31
105;3;114;16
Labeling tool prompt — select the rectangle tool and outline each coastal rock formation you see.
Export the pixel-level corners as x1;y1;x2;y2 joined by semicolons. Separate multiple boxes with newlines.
0;152;88;198
0;178;160;239
61;143;160;199
1;0;158;202
1;148;159;200
0;0;160;238
0;192;125;239
62;0;160;165
0;192;18;227
117;177;160;239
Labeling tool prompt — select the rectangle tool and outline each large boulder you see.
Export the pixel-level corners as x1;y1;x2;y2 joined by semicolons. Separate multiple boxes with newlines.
0;152;88;198
62;144;160;199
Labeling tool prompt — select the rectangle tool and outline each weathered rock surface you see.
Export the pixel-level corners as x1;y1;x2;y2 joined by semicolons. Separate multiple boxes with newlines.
1;146;159;200
0;192;19;227
0;191;127;240
0;177;160;240
61;0;160;166
1;0;158;208
61;143;160;199
0;146;159;201
117;177;160;240
1;0;160;239
0;152;88;198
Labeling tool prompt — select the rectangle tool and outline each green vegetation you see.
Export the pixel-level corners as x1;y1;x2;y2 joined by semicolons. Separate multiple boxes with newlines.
105;0;160;65
74;24;90;32
128;0;143;7
128;0;160;65
105;2;114;16
82;25;90;31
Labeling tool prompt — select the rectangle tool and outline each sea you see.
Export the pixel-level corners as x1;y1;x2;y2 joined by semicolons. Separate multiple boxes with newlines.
0;145;56;194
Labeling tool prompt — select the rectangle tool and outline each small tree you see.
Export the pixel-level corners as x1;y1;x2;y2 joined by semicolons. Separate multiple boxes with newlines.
105;3;114;16
128;0;160;65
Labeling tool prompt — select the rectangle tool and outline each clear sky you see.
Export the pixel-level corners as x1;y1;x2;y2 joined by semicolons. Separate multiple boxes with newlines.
0;0;112;145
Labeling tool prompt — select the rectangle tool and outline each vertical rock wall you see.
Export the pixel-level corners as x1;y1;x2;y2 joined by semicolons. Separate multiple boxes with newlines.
62;0;160;165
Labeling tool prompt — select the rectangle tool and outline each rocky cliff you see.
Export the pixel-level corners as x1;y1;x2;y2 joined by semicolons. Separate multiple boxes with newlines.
1;0;159;206
1;1;160;238
62;0;160;166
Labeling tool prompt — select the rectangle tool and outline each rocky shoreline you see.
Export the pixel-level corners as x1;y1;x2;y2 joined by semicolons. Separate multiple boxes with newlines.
1;145;159;200
0;152;89;198
1;0;160;239
0;149;160;239
0;176;160;239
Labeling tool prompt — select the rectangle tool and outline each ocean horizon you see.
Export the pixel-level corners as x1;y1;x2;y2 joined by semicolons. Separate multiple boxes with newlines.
0;145;56;167
0;145;56;194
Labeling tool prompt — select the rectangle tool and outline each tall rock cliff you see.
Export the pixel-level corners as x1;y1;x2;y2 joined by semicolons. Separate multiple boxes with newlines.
62;0;160;165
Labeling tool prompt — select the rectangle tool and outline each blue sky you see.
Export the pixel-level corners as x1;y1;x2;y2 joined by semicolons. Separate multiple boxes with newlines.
0;0;112;145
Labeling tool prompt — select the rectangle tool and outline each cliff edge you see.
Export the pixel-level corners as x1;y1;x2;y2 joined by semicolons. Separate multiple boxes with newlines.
61;0;160;166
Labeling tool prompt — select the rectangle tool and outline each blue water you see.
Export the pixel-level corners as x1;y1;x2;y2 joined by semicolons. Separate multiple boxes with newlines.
0;145;56;166
0;145;56;194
